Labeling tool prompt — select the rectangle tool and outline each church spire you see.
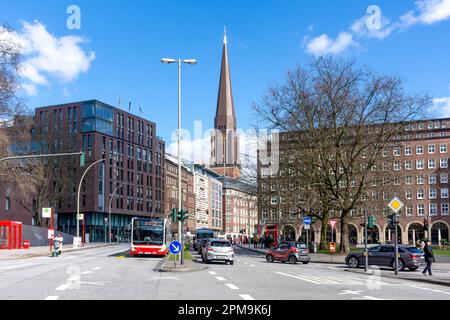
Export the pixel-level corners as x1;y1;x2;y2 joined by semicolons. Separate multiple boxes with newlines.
215;26;236;131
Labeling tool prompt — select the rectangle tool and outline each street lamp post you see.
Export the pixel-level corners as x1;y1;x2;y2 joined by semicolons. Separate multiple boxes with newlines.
77;158;105;240
161;57;197;265
108;182;126;243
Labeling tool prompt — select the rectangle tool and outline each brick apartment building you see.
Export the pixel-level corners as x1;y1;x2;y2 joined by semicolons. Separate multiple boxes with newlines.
164;154;196;233
9;100;166;242
258;118;450;247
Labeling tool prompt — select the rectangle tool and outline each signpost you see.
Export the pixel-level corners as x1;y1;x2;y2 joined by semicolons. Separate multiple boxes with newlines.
43;208;54;252
169;240;182;268
304;217;312;250
388;197;404;276
329;220;337;254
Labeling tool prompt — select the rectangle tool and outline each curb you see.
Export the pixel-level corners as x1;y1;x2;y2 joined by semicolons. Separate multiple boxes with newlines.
344;268;450;287
0;243;118;260
158;258;207;273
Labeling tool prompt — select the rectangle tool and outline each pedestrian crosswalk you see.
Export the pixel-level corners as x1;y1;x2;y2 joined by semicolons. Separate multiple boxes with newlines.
275;271;389;286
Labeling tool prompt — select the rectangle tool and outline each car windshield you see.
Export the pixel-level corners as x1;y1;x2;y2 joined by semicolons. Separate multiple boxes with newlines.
406;247;423;253
295;243;307;249
210;241;231;247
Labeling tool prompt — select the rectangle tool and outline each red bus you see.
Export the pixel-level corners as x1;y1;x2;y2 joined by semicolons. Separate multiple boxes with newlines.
264;224;279;247
130;217;172;257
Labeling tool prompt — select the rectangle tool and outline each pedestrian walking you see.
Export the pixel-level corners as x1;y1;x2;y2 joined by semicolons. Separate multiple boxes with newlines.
422;240;435;276
53;233;64;257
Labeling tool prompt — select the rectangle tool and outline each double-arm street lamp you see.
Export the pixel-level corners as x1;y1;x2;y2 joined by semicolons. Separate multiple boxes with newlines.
161;58;197;265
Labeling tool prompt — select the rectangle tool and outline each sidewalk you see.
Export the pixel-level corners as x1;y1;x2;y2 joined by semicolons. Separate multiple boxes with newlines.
0;243;118;260
236;244;347;264
159;254;207;272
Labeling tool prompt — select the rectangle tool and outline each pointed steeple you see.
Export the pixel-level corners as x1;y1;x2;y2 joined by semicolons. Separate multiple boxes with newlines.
215;26;236;132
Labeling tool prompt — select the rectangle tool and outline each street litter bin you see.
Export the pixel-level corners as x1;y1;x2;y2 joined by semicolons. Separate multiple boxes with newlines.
23;240;30;249
329;242;337;253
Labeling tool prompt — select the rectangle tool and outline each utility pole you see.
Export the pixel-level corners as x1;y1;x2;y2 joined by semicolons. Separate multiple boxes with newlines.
394;211;399;276
364;211;368;272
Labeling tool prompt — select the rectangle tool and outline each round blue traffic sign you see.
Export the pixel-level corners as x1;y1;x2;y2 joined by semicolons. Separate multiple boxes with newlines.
169;241;182;255
303;217;312;225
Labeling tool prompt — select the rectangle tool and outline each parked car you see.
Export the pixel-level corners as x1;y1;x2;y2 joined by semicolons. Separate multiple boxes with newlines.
202;239;234;265
345;245;425;271
198;238;211;255
266;241;310;264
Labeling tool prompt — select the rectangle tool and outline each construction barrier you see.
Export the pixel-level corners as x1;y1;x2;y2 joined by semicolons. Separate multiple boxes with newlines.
0;221;23;249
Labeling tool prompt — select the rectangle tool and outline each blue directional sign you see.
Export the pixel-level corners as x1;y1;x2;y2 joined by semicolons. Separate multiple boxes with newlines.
169;240;182;255
303;217;312;225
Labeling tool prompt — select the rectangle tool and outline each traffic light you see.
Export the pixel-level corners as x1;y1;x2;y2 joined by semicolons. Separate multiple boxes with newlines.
368;216;374;228
388;213;397;226
179;210;188;222
171;208;178;223
80;152;85;167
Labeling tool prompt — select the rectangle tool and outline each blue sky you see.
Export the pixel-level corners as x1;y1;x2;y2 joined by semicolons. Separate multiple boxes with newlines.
1;0;450;159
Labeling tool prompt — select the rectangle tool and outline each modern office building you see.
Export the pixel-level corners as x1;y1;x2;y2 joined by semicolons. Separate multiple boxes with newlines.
31;100;165;242
191;164;223;234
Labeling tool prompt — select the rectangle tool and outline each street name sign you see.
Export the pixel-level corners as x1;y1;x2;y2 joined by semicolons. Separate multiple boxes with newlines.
388;197;404;213
169;241;182;255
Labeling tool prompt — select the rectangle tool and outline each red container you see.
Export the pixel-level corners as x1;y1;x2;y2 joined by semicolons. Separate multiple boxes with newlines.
23;240;30;249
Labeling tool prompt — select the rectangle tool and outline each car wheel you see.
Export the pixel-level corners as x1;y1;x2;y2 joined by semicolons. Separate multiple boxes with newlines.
409;267;418;271
392;259;405;271
266;254;274;263
348;256;359;268
230;261;234;265
289;256;297;264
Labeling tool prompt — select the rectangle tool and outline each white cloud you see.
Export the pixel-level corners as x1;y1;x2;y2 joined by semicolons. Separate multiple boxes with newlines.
306;32;356;56
429;97;450;117
1;20;95;95
21;83;37;96
415;0;450;24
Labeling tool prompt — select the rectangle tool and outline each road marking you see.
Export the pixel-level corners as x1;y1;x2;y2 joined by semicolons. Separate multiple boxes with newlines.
338;290;363;295
237;260;241;262
216;276;226;281
243;262;249;265
352;296;386;300
56;283;70;291
275;272;322;284
240;294;255;300
65;256;76;260
92;267;102;271
225;283;239;290
250;264;256;267
45;296;59;300
82;271;91;275
208;271;217;275
0;263;33;271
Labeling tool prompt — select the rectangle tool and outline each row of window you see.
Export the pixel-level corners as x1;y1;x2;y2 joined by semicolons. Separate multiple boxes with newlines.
392;158;448;170
405;188;449;199
391;144;448;156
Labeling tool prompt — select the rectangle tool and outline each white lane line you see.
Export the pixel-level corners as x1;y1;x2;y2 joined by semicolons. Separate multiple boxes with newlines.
208;271;217;275
275;272;322;284
45;296;59;300
65;256;76;260
250;264;256;267
243;262;249;264
225;283;239;290
82;271;92;275
56;283;70;291
237;260;241;262
216;276;226;281
92;267;102;271
0;263;33;271
352;296;386;300
240;294;255;300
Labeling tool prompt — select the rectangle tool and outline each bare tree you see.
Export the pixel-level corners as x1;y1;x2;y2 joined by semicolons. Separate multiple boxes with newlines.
254;57;429;253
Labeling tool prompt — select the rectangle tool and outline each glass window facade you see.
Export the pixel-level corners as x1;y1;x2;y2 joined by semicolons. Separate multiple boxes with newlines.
82;101;113;135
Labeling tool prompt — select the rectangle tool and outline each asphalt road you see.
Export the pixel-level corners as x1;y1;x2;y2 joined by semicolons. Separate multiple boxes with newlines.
0;244;449;300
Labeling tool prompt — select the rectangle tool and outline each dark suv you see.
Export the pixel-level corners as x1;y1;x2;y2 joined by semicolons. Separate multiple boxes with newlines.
345;245;425;271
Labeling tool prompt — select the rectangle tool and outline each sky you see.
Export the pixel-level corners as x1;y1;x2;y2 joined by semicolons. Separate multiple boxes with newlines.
1;0;450;162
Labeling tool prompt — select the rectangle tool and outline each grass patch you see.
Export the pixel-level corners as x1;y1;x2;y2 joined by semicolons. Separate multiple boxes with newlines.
167;249;193;261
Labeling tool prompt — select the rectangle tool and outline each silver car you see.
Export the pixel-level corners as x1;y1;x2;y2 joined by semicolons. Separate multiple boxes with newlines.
202;239;234;265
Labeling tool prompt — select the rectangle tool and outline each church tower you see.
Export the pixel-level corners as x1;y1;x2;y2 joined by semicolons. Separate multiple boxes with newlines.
210;29;241;178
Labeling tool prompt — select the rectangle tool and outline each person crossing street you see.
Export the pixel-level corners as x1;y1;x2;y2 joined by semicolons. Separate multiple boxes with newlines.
422;241;435;276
